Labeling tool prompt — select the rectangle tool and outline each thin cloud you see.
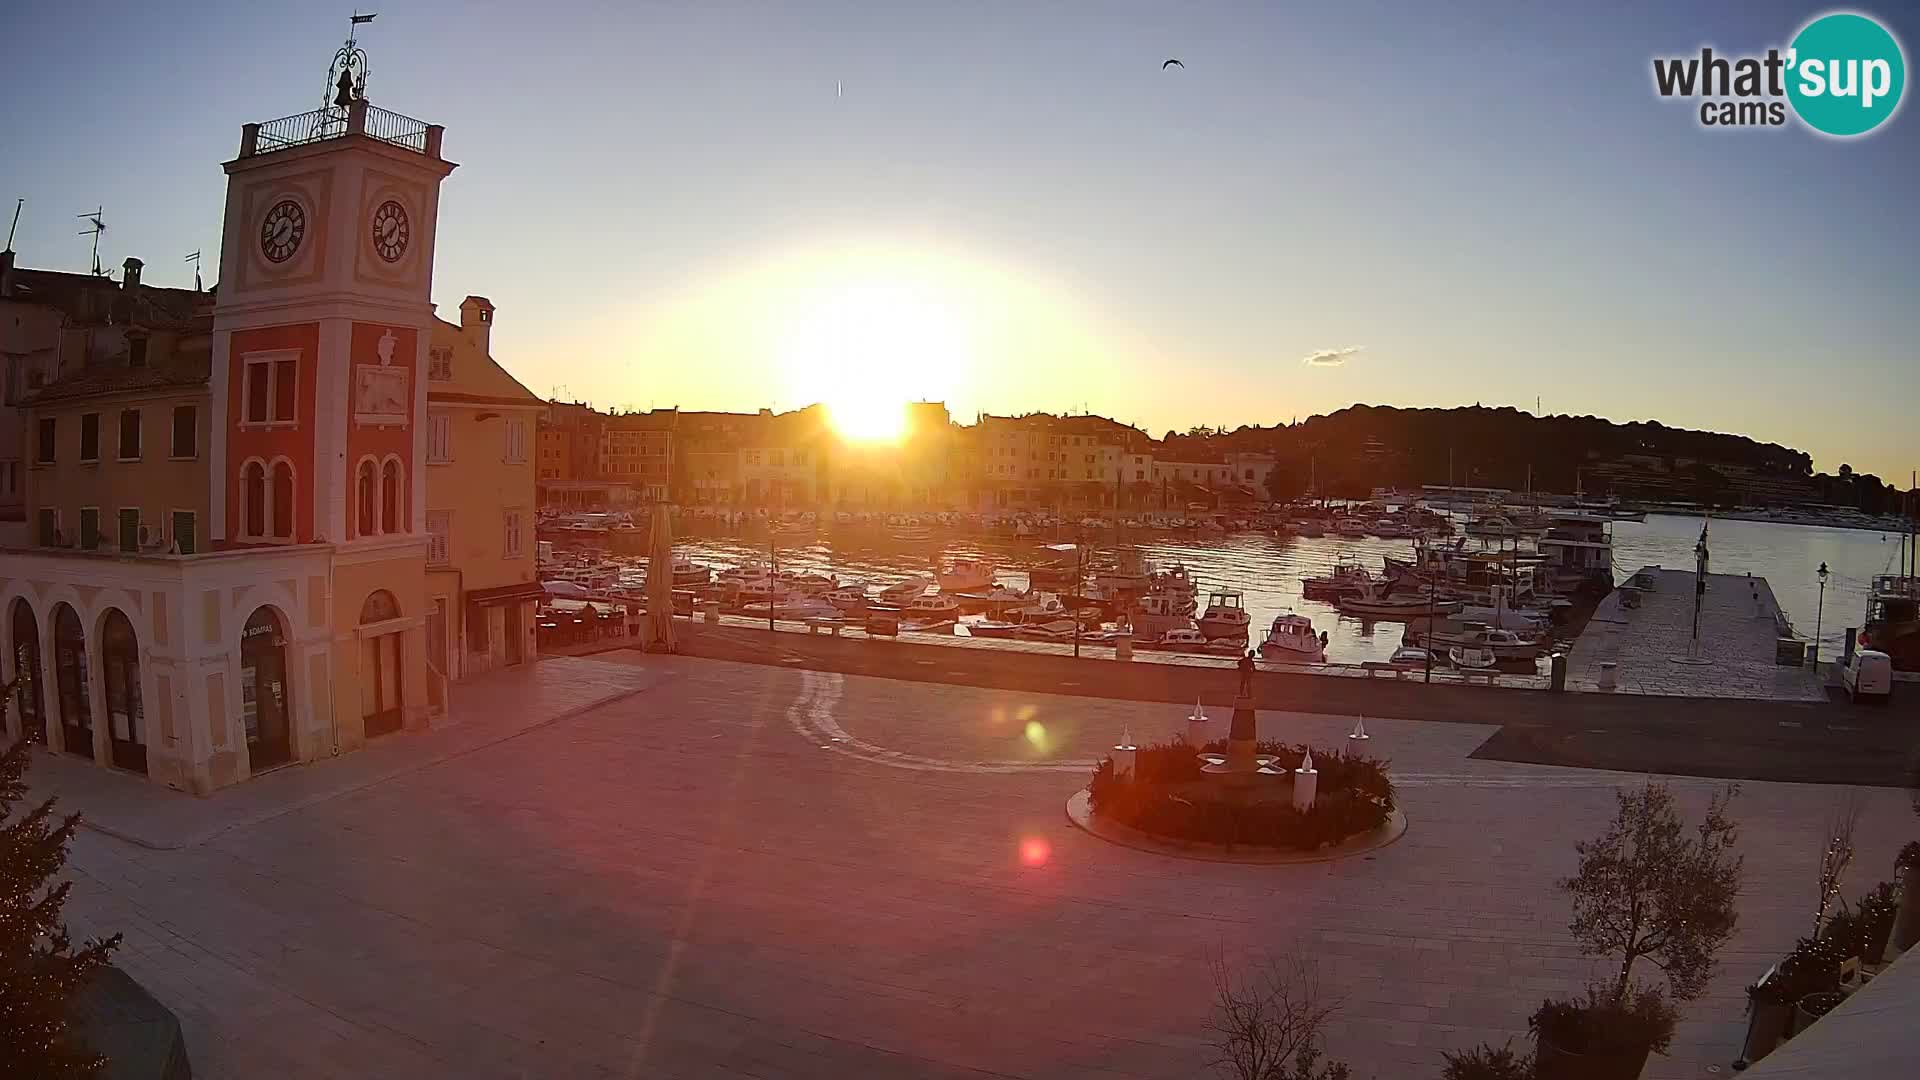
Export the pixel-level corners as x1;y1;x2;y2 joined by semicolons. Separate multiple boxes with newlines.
1301;345;1363;367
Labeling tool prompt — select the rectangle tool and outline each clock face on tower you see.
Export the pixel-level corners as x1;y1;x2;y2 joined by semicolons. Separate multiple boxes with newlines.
259;199;305;263
371;200;410;263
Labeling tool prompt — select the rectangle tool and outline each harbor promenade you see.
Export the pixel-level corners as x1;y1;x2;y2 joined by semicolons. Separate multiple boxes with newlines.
44;653;1920;1080
667;619;1914;786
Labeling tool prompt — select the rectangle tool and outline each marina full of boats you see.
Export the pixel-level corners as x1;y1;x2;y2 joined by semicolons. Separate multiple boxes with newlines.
533;495;1629;674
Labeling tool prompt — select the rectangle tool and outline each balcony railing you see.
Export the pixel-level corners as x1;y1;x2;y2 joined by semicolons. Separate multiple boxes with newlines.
246;102;436;158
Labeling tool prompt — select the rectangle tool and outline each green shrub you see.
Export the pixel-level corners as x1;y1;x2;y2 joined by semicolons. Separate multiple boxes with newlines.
1529;983;1678;1056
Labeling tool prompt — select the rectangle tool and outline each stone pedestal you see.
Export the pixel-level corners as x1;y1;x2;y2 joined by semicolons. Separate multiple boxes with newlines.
1204;689;1261;780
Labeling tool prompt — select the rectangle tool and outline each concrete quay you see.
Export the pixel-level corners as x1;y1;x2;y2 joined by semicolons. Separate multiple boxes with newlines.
1565;566;1828;702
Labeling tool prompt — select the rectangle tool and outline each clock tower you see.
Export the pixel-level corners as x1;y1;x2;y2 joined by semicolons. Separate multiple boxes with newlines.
210;30;455;741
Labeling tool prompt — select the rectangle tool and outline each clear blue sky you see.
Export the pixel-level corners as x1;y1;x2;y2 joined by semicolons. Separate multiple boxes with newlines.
4;1;1915;479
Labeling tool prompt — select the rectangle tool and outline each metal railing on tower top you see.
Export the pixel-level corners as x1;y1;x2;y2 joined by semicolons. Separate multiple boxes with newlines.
247;102;433;157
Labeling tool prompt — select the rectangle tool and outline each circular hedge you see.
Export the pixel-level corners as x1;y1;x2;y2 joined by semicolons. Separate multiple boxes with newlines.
1087;739;1395;851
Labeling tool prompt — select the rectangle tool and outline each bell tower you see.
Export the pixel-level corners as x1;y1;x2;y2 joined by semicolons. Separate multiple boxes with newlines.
209;21;455;550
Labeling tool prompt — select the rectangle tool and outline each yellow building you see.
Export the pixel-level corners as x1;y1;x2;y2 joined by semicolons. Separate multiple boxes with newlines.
424;297;542;688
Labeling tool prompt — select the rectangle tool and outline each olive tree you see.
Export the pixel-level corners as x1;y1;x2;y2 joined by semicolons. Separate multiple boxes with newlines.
1561;781;1743;1004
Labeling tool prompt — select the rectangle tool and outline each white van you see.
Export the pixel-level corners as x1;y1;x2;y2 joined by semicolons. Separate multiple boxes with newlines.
1842;649;1893;704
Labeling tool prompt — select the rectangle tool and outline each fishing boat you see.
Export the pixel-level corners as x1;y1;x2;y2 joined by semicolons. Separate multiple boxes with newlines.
1292;520;1327;538
1151;564;1199;600
741;596;839;621
1010;594;1070;623
1142;627;1243;654
1258;612;1328;662
964;619;1024;639
1335;516;1370;537
1015;619;1080;641
902;593;960;620
1448;645;1499;670
878;574;934;605
937;558;996;593
1198;590;1252;639
1129;592;1196;640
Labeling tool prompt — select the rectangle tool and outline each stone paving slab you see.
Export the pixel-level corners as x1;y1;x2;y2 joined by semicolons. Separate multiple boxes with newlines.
1568;567;1827;701
51;654;1920;1080
25;655;665;849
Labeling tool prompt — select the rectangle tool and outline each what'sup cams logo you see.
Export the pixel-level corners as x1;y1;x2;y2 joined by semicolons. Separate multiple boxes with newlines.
1653;10;1906;136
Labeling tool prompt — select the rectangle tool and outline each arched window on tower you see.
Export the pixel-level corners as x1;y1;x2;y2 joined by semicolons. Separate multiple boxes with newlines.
356;460;377;538
271;461;294;539
381;459;403;534
242;461;266;538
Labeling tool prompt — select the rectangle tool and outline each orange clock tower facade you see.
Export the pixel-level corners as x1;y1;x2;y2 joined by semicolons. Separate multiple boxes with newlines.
211;77;456;750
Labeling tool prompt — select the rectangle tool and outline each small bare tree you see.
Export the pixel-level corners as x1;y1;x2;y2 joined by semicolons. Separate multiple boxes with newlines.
1205;947;1351;1080
1562;781;1744;1004
1812;792;1862;933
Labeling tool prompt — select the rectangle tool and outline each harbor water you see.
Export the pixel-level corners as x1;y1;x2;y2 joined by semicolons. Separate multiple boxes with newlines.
654;512;1906;665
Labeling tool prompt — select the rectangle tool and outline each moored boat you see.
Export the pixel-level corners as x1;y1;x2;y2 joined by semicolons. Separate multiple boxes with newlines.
1258;612;1328;662
1197;590;1251;639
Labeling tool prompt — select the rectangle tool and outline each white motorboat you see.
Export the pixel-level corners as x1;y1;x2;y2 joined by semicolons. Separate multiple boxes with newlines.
1335;516;1370;537
1293;520;1327;538
965;619;1023;639
669;558;711;586
1141;627;1241;654
1406;620;1548;661
1259;612;1327;662
878;574;933;605
1198;590;1251;639
1388;646;1434;668
1449;645;1499;670
734;579;792;609
825;585;869;611
1015;619;1079;641
779;571;838;597
937;558;996;593
954;584;1027;614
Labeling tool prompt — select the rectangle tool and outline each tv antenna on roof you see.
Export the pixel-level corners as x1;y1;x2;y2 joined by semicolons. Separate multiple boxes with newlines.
184;250;203;291
76;207;107;276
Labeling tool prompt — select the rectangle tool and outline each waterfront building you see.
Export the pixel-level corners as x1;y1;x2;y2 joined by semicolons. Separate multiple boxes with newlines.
600;408;675;502
424;299;544;686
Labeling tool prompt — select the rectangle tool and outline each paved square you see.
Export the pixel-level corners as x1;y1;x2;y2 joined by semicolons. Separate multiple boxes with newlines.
52;654;1917;1079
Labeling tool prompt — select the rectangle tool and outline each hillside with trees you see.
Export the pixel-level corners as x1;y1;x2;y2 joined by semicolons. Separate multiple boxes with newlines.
1193;405;1907;514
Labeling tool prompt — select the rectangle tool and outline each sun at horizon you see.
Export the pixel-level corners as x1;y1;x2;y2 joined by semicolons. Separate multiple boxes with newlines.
775;274;973;444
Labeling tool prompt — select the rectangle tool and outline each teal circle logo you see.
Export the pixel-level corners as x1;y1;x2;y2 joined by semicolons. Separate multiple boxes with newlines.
1787;12;1906;136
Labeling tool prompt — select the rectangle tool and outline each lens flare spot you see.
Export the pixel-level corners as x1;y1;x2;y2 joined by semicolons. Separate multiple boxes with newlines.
1019;837;1051;867
1023;720;1047;750
988;707;1006;728
1016;704;1038;722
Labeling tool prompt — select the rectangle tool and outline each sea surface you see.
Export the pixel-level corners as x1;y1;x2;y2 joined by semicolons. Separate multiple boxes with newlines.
655;513;1910;665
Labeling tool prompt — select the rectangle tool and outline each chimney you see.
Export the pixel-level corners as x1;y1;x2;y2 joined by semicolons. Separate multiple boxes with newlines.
122;257;143;290
0;249;13;298
459;295;495;354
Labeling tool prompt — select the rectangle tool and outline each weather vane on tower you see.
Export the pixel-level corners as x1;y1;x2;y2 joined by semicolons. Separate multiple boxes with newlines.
324;12;378;111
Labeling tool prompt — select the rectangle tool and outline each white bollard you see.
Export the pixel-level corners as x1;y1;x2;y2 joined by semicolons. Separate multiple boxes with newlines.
704;601;720;625
1597;661;1617;691
1115;635;1133;661
1113;726;1137;779
1186;698;1209;748
1292;750;1318;811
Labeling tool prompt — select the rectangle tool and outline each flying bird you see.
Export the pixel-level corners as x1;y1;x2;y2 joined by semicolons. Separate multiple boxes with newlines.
1162;58;1184;69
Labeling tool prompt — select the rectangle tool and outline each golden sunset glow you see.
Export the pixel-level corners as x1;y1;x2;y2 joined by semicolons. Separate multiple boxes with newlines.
776;276;971;443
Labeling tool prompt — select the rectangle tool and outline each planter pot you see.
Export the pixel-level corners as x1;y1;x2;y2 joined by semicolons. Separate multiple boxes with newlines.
1894;863;1920;954
1791;992;1844;1034
1740;999;1793;1065
1535;1034;1652;1080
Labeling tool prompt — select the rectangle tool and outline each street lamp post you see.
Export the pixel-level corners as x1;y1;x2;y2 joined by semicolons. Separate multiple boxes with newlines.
1813;561;1829;669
